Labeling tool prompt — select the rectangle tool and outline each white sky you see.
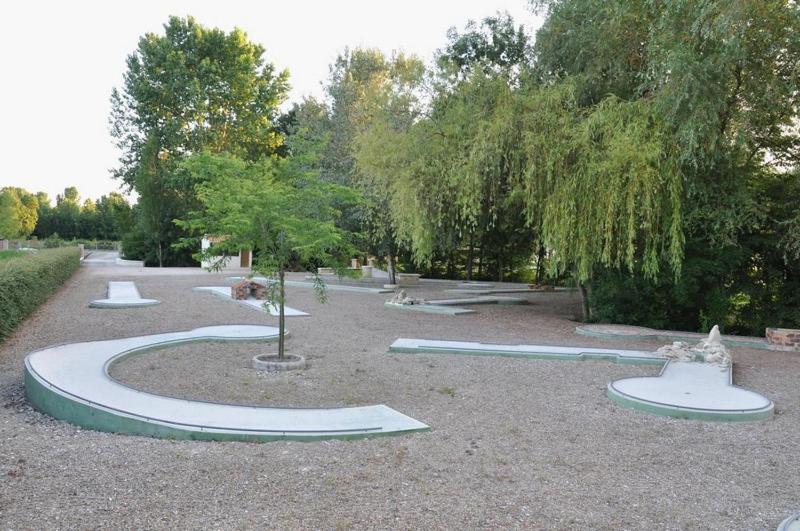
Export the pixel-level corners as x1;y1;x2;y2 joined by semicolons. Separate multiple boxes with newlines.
0;1;543;204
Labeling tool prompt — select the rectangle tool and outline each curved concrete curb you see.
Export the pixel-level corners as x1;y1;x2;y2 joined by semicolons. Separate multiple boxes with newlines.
576;324;769;350
390;338;773;422
777;513;800;531
89;281;160;308
25;326;429;442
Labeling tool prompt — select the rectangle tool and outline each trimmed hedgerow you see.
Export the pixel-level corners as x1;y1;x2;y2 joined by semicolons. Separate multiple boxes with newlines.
0;247;81;340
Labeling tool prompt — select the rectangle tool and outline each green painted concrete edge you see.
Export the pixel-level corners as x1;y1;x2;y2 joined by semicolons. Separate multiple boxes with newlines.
575;325;769;350
89;300;161;309
777;513;800;531
25;333;430;442
606;383;774;422
383;302;475;316
388;345;665;365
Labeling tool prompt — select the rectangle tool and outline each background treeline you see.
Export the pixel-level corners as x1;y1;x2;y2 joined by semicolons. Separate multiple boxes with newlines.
8;1;792;335
0;186;134;242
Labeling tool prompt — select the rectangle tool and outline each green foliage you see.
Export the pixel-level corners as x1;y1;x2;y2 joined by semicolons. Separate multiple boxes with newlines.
32;188;133;242
0;247;80;341
0;187;39;239
110;16;289;266
178;152;358;357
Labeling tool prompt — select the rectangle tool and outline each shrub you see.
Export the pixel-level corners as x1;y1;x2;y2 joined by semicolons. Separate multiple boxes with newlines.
0;247;81;340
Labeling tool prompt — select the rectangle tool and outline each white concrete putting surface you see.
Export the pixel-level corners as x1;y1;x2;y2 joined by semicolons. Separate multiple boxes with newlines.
89;281;160;308
390;338;774;421
194;286;309;316
24;326;429;441
608;361;773;419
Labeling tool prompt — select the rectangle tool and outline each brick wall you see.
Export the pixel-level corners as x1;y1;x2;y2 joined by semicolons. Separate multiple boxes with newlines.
766;328;800;352
231;280;267;300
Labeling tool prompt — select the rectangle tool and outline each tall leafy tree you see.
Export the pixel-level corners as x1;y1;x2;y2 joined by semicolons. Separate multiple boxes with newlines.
110;16;289;266
178;152;357;359
0;188;39;239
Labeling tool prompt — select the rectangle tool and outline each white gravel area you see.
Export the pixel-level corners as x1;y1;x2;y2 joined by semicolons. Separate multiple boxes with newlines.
1;266;798;529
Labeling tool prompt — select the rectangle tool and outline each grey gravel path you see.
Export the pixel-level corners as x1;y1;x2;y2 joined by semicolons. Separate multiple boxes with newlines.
1;266;798;529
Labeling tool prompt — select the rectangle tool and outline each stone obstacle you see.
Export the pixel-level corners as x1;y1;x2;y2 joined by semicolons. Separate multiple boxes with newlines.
194;286;309;316
389;330;773;422
24;325;429;442
89;281;160;308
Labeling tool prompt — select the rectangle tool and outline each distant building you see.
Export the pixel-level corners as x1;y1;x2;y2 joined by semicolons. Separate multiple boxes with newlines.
200;236;252;271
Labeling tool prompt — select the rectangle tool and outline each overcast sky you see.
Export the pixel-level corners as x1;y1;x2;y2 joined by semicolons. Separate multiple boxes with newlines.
0;1;542;203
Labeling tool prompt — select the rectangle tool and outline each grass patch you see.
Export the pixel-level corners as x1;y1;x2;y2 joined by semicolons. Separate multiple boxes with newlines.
0;250;24;261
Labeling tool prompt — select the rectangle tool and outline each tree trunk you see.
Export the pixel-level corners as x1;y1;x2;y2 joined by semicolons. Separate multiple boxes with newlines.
497;252;504;282
466;240;474;280
446;250;456;279
478;247;484;278
536;245;546;283
387;249;396;285
278;269;285;360
577;280;591;322
156;241;163;268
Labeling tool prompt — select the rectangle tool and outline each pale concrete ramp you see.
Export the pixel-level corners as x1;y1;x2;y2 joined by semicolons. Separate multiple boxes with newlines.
24;326;429;441
390;338;773;421
89;281;160;308
194;286;309;316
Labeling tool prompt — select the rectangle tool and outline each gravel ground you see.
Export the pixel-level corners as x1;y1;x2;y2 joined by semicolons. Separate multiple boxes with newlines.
1;264;798;529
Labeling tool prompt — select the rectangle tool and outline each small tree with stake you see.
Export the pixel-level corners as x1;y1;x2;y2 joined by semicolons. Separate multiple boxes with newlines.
178;152;357;360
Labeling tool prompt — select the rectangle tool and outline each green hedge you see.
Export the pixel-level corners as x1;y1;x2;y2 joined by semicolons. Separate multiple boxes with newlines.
0;247;81;340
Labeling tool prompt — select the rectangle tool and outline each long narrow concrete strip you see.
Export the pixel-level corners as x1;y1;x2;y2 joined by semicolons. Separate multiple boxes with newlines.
25;326;429;441
426;296;526;306
576;323;770;350
445;287;573;295
194;286;309;316
389;338;773;421
227;276;395;294
89;281;160;308
384;302;475;315
390;338;663;364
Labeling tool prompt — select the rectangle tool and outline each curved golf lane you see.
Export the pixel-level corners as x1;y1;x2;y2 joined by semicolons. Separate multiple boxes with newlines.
25;326;429;441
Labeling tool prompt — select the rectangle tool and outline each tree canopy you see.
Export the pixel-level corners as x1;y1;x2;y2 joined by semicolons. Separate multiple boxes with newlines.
110;16;290;266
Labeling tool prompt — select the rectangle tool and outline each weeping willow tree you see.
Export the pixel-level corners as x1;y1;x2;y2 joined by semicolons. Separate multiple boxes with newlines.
518;83;684;317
